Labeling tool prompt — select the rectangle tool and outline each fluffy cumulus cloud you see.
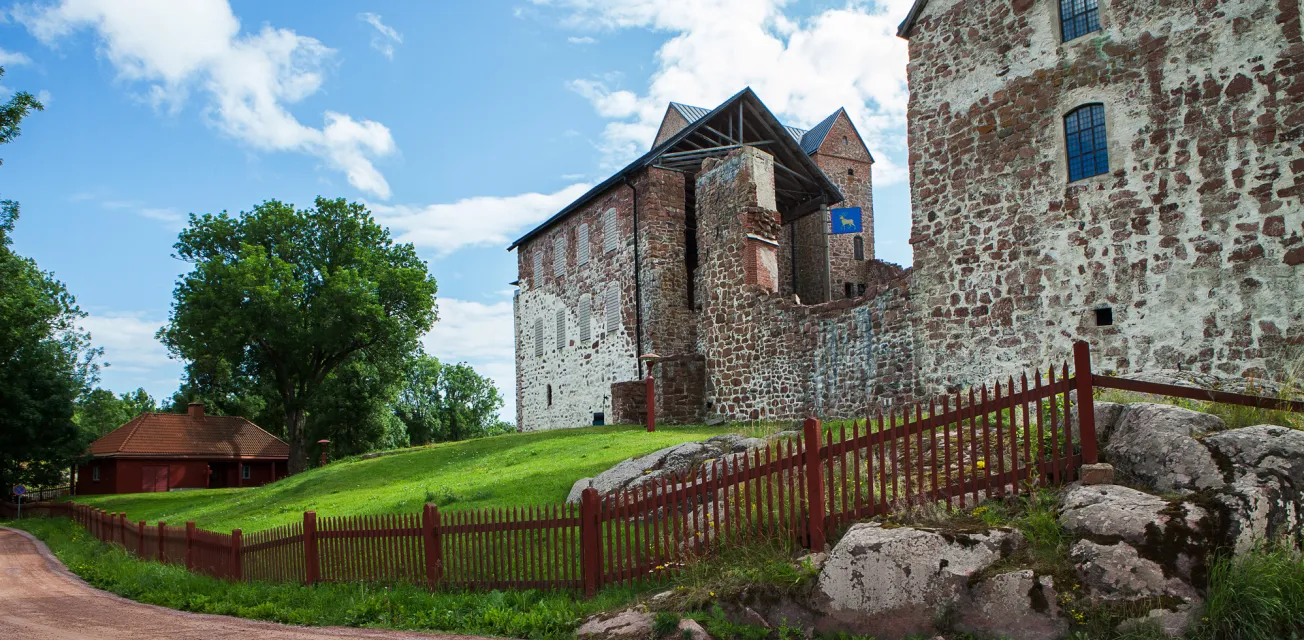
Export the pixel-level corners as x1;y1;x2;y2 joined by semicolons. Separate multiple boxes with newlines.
421;297;518;418
15;0;398;198
539;0;914;184
79;311;172;374
0;46;33;65
369;182;592;256
358;12;402;59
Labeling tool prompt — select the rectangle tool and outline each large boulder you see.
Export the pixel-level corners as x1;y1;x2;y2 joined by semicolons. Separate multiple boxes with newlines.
1070;540;1199;602
953;570;1068;640
1203;425;1304;486
567;432;786;503
1105;403;1226;493
1060;484;1210;584
813;522;1022;639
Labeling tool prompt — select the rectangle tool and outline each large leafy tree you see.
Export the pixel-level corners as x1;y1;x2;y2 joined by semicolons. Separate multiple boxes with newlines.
159;198;438;473
74;387;158;441
394;353;508;444
0;66;99;489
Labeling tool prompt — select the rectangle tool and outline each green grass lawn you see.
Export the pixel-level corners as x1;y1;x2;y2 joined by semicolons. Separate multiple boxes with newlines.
68;424;733;533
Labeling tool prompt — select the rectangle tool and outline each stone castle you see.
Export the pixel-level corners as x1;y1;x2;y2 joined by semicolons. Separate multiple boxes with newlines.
511;0;1303;431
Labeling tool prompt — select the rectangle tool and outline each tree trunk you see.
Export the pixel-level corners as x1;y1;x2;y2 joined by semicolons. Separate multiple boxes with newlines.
286;406;307;475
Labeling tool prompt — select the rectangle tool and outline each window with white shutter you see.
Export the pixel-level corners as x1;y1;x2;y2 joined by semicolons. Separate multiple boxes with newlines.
555;309;566;350
532;252;544;284
603;208;619;253
605;283;621;333
533;318;544;357
554;235;566;277
577;223;590;266
578;296;592;343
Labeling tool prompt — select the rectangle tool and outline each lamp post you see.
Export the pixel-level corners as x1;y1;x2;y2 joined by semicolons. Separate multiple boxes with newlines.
638;353;661;432
317;439;330;467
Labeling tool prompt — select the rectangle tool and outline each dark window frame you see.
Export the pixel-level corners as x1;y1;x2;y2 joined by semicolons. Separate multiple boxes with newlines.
1060;0;1101;42
242;464;251;480
853;236;865;261
1065;104;1110;182
92;466;100;482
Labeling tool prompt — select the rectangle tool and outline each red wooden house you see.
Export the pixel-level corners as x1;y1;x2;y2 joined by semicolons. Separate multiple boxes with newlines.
76;403;289;495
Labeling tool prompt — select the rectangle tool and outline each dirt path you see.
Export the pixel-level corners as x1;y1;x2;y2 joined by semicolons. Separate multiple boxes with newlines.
0;527;506;640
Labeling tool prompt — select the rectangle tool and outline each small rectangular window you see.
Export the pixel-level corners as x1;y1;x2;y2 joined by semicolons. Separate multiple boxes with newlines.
577;223;591;266
556;309;566;350
844;282;854;298
92;466;100;482
592;412;605;426
242;464;251;480
604;208;619;253
554;235;567;277
858;283;867;296
533;318;544;357
1060;0;1101;42
853;236;865;261
1095;306;1114;327
579;296;592;343
605;283;621;333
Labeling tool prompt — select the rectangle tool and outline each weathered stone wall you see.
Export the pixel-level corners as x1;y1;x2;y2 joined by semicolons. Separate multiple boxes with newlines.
907;0;1304;390
610;380;647;425
696;147;920;421
514;185;640;431
814;112;877;299
653;354;707;424
637;168;698;359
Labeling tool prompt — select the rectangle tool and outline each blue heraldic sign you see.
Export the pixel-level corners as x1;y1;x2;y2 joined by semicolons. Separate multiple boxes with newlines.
830;207;863;234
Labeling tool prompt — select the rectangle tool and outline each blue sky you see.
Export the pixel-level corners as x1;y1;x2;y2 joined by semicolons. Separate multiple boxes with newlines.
0;0;914;420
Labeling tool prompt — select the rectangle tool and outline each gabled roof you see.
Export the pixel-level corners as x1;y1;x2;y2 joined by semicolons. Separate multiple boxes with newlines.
508;88;847;251
897;0;929;38
670;101;822;153
89;413;290;460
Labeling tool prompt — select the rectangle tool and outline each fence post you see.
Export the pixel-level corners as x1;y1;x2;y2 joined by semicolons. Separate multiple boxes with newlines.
185;521;196;571
157;521;166;562
423;504;441;587
304;511;319;586
120;513;128;547
645;375;656;433
580;488;602;598
231;529;243;581
802;418;827;552
1073;340;1099;465
138;521;146;558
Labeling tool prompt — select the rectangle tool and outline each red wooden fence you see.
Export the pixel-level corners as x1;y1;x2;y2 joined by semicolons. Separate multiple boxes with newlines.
6;342;1300;596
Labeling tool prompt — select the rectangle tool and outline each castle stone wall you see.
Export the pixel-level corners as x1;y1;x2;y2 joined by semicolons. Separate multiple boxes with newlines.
907;0;1304;389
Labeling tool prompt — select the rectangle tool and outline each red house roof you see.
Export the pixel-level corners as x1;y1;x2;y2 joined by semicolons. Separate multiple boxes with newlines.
89;405;289;460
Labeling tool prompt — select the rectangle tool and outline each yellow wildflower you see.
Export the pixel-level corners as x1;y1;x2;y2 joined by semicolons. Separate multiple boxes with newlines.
976;460;986;470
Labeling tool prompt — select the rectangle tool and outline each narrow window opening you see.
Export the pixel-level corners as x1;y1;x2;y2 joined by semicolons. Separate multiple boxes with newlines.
853;236;865;261
1065;104;1109;182
592;412;605;426
684;171;699;309
1094;306;1114;327
858;283;867;296
841;135;848;145
847;168;854;176
546;384;553;407
92;466;100;482
242;464;251;480
844;282;854;298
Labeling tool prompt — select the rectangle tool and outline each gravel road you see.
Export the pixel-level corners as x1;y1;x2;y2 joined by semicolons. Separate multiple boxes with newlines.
0;526;505;639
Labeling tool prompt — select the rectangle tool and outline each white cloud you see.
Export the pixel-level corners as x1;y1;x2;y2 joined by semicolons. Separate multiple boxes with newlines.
358;12;402;59
567;35;597;44
539;0;913;184
16;0;398;198
0;47;32;65
369;182;592;256
35;88;51;103
421;298;518;420
80;311;172;374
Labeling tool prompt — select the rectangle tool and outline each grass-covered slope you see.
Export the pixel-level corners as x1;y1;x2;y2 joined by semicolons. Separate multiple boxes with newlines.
70;424;732;533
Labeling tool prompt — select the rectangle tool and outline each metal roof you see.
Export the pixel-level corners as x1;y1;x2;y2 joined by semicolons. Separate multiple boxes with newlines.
799;109;842;155
897;0;929;38
508;88;846;251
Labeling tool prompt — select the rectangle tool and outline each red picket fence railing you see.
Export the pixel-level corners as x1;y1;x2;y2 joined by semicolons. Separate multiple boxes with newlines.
6;341;1300;596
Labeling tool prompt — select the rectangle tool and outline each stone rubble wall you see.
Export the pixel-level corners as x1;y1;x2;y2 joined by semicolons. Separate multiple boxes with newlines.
906;0;1304;392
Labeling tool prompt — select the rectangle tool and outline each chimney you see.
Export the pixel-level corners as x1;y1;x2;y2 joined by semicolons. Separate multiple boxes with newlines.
187;402;205;421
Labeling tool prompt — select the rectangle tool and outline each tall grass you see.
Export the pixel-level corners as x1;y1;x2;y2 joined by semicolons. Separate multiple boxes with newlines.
1194;545;1304;640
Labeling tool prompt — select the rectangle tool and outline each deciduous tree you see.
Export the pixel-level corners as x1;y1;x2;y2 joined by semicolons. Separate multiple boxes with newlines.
159;198;438;473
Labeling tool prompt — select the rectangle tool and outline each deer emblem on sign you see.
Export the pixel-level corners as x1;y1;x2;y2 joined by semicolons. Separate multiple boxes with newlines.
839;213;856;229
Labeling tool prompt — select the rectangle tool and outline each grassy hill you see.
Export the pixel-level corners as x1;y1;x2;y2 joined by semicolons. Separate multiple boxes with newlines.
70;424;733;533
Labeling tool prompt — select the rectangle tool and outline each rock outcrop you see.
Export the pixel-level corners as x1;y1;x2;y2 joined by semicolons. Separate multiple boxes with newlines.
813;522;1029;639
953;570;1068;640
1104;403;1226;493
575;609;653;640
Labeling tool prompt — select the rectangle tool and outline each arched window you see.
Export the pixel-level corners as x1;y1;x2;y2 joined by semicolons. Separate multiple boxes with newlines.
1065;104;1109;182
853;236;865;261
1060;0;1101;42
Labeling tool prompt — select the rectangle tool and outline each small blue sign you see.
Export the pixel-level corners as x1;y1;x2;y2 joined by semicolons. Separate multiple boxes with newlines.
831;207;863;234
12;485;26;496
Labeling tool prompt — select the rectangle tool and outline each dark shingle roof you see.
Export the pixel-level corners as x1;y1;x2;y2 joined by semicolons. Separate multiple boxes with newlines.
89;413;290;460
670;102;712;123
798;109;843;155
898;0;929;38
